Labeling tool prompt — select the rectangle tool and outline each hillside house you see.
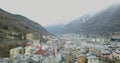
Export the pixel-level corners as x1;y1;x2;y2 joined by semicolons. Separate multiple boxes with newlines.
77;55;87;63
113;48;120;59
99;50;113;59
87;55;99;63
10;47;24;58
26;32;40;41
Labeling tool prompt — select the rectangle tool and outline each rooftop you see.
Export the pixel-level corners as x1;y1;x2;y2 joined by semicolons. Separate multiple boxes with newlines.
87;55;99;59
10;47;23;50
100;50;110;54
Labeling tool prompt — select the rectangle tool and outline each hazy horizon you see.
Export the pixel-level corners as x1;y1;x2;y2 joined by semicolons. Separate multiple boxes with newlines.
0;0;120;27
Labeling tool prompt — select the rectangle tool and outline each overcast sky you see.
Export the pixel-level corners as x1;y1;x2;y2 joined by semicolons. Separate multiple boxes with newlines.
0;0;120;26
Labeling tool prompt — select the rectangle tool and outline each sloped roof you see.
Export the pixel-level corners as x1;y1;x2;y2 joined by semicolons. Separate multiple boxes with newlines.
87;55;99;59
35;47;44;55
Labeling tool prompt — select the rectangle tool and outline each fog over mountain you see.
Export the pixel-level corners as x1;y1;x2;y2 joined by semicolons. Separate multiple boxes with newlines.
62;4;120;36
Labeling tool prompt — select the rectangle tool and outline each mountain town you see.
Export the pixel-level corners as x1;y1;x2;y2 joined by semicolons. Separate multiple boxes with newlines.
1;33;120;63
1;0;120;63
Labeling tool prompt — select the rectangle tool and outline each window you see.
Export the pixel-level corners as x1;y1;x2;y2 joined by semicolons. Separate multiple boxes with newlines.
19;50;23;54
90;60;92;62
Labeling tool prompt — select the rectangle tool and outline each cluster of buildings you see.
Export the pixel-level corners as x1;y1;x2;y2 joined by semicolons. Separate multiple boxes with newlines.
55;33;120;63
1;32;120;63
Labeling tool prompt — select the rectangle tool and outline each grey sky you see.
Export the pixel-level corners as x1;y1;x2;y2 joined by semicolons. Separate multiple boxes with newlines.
0;0;120;26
